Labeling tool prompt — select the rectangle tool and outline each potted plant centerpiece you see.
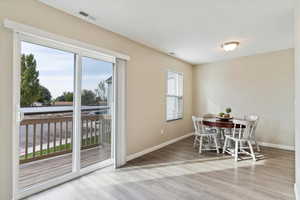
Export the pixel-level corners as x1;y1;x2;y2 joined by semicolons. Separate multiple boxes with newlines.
224;107;231;118
217;107;233;121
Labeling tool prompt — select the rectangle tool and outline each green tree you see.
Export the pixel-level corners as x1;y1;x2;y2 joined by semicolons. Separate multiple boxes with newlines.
37;85;52;105
56;92;73;102
81;90;96;105
21;54;41;107
64;92;73;102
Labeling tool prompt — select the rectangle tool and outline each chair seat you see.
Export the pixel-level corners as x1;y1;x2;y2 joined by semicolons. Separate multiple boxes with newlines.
199;133;217;136
194;130;216;137
225;135;251;142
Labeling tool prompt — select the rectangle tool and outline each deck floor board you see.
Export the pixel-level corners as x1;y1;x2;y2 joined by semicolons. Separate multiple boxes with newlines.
19;144;111;189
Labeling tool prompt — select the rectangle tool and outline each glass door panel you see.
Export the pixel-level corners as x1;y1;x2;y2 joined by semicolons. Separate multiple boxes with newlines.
19;41;75;189
80;56;113;169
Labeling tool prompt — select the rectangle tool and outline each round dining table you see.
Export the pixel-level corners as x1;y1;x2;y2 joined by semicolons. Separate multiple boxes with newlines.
202;117;245;129
201;117;246;147
200;117;247;151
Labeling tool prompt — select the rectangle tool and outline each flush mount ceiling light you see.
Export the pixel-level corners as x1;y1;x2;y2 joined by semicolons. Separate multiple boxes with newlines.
221;41;240;52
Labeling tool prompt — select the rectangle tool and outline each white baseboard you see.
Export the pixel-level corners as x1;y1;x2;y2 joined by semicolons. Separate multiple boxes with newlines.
258;141;295;151
126;134;294;162
126;132;193;162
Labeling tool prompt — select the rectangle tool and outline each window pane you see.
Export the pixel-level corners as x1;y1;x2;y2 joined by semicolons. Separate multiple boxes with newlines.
167;96;176;120
178;73;183;97
166;71;183;121
167;71;177;95
167;96;182;120
178;97;183;116
19;41;74;189
80;56;113;169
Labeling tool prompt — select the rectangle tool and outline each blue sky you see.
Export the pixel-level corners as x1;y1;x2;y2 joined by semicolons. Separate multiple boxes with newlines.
21;42;113;98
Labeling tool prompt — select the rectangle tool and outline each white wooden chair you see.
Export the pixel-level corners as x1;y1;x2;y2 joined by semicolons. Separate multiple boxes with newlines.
223;119;256;161
192;116;219;154
244;115;260;152
202;113;218;133
203;113;229;141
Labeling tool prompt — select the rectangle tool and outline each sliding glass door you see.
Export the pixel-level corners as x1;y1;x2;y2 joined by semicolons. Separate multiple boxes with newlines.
16;34;115;194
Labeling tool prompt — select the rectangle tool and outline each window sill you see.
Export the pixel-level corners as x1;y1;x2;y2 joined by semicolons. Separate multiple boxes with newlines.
166;118;183;122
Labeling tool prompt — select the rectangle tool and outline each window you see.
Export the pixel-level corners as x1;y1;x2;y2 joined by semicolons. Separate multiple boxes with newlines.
166;71;183;121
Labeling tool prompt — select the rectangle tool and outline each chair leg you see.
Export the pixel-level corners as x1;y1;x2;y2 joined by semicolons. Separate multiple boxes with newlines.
223;137;228;154
255;140;261;152
239;141;243;150
234;141;239;162
193;135;197;147
248;141;256;161
199;136;203;154
213;135;219;154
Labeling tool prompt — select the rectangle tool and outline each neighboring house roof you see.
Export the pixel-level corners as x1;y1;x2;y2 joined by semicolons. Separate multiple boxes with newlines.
106;76;112;84
53;101;73;106
32;102;43;106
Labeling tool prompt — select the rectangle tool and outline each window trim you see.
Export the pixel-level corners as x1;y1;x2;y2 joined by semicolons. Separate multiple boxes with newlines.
166;70;184;122
4;19;130;61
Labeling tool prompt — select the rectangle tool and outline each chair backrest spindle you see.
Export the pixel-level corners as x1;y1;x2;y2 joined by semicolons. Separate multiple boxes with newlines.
192;116;205;135
232;119;254;140
244;115;259;139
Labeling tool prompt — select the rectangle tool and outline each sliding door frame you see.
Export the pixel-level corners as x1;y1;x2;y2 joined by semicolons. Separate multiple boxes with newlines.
12;32;118;199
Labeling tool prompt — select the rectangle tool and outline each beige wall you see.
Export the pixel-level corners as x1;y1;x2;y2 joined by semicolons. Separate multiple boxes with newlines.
0;1;193;199
193;49;294;147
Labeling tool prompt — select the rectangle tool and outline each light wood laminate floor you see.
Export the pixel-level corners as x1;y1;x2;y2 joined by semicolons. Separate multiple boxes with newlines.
26;136;295;200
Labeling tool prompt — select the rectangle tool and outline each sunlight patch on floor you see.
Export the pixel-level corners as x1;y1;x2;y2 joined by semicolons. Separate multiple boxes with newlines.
79;157;266;188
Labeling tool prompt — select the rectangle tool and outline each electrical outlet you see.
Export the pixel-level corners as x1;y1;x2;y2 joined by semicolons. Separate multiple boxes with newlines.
160;129;164;134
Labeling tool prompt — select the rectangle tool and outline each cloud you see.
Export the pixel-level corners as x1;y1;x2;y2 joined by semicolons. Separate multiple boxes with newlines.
82;74;111;81
22;41;74;72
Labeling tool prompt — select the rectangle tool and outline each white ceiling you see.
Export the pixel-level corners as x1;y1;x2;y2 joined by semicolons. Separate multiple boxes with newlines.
40;0;294;64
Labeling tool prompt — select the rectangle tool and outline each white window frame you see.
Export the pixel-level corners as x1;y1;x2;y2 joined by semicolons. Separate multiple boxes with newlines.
6;19;129;199
166;70;184;121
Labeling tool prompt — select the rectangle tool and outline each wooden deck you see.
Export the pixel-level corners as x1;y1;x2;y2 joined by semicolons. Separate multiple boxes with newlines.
26;136;295;200
19;143;111;189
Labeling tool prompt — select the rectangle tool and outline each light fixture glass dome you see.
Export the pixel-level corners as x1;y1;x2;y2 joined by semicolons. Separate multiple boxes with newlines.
221;41;240;52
